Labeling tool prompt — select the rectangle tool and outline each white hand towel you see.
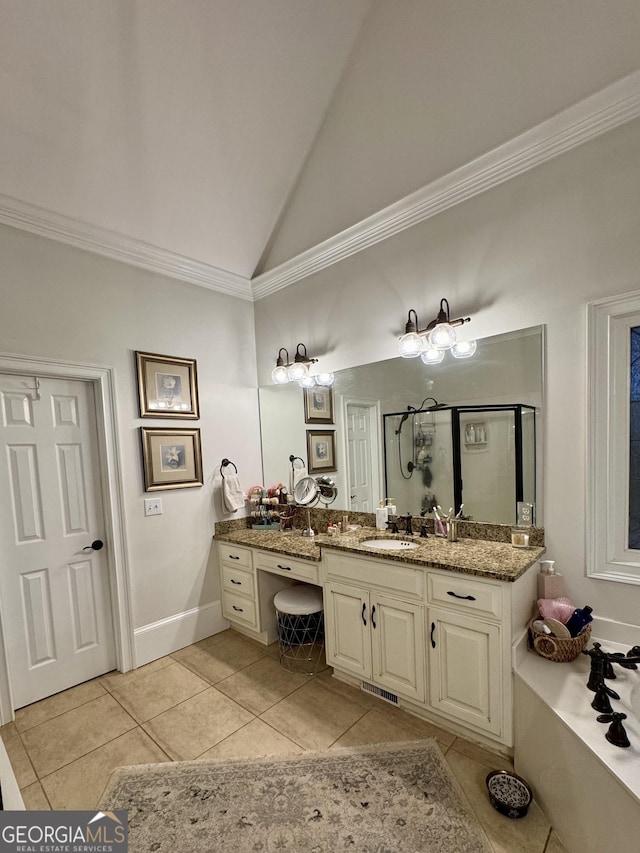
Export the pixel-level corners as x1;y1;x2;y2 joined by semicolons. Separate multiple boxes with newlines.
289;458;307;494
222;473;245;513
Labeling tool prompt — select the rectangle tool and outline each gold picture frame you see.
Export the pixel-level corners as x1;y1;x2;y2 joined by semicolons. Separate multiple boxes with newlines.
307;430;336;473
141;427;203;491
304;386;334;424
136;351;200;418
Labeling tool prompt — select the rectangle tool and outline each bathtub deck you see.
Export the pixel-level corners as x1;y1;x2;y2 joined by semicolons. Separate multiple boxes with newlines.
515;639;640;853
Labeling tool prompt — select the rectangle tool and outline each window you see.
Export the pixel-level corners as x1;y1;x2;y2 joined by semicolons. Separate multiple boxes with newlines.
588;292;640;583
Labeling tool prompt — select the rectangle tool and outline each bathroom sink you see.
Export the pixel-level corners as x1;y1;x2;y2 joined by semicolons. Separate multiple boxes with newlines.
361;539;419;551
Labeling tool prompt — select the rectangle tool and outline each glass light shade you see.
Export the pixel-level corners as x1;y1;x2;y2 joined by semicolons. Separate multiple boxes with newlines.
271;364;290;384
420;347;445;365
451;339;477;359
315;371;335;387
287;361;309;382
398;332;424;358
428;323;457;350
298;373;316;388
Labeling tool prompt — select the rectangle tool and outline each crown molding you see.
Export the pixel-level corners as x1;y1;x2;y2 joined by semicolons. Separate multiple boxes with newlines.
0;195;253;301
252;70;640;300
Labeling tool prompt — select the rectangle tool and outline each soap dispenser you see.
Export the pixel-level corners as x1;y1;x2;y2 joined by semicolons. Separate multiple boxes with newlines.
536;560;566;599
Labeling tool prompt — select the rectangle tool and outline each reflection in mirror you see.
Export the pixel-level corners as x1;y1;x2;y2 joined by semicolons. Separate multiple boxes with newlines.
259;326;543;525
384;403;536;525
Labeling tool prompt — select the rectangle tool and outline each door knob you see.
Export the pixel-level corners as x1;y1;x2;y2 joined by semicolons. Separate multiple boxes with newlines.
82;539;104;552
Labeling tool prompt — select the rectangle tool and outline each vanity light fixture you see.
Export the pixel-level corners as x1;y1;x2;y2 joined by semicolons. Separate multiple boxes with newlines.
398;299;475;362
271;343;334;387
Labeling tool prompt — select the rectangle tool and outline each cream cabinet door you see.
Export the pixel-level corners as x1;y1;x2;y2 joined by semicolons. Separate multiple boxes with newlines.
371;594;425;703
324;581;371;679
428;607;502;737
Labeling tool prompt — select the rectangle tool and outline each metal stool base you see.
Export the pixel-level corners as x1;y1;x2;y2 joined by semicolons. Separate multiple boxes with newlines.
276;609;328;675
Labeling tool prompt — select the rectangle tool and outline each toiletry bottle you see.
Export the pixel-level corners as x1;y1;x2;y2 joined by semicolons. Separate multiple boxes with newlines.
341;515;349;533
536;560;566;599
376;502;389;530
386;499;396;516
566;606;593;637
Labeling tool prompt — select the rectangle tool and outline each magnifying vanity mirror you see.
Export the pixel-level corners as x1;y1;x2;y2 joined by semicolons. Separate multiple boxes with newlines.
260;326;543;526
293;475;338;536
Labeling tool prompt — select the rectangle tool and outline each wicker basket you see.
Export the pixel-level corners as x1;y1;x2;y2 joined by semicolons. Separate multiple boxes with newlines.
529;618;591;663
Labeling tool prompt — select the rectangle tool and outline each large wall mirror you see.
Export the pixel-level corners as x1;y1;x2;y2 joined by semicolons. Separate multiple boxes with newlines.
259;326;544;526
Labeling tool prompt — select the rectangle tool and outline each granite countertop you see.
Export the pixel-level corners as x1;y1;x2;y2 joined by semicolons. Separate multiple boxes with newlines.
214;526;545;581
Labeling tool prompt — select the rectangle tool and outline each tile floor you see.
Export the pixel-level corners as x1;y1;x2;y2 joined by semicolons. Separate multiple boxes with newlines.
1;628;567;853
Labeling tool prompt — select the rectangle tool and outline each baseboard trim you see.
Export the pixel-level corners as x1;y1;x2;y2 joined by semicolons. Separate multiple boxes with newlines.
0;734;25;809
134;601;229;667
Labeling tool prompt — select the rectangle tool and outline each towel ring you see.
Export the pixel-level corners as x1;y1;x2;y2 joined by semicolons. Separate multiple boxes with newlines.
220;458;238;477
289;454;305;469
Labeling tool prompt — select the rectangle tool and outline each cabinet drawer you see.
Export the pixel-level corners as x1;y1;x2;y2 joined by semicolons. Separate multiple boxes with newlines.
427;572;502;620
222;589;257;628
324;552;423;600
218;543;253;570
222;565;255;599
254;550;319;583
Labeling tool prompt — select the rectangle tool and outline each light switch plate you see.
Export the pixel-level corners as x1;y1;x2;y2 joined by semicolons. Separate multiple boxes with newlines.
517;501;534;526
144;497;163;516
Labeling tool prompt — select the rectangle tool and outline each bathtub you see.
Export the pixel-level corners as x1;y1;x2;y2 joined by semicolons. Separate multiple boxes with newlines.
515;636;640;853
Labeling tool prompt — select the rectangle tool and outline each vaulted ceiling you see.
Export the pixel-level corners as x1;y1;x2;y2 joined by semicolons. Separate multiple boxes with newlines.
2;1;640;300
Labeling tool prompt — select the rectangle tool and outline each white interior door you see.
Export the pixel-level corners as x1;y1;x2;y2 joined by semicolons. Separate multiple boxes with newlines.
346;402;376;512
0;375;116;709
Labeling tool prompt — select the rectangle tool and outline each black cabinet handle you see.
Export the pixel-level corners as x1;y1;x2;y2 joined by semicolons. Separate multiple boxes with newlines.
447;590;476;601
371;604;377;629
277;564;292;571
232;605;244;612
430;622;436;648
230;579;242;585
361;602;367;626
228;554;240;560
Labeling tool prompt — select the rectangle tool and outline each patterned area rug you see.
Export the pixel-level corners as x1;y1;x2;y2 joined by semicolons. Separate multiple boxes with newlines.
99;739;492;852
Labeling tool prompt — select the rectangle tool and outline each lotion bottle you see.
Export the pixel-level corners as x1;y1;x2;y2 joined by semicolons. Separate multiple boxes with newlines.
376;502;389;529
536;560;566;599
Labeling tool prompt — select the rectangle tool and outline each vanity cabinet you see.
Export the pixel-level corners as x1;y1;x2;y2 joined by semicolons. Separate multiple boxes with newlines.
427;572;506;738
322;552;426;703
219;543;259;631
217;535;538;748
324;581;426;703
218;542;319;644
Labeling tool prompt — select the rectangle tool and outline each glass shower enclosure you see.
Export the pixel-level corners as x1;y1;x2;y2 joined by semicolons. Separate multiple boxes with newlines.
383;404;536;525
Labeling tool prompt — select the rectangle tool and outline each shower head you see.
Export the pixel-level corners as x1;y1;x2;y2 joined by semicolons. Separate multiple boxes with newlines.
419;397;446;411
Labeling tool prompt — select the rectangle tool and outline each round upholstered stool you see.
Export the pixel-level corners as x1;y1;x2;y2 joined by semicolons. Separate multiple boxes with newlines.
274;585;328;675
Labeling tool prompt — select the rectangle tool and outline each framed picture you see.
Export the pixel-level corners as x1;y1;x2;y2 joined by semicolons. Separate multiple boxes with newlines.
140;427;203;491
136;351;199;418
304;386;334;424
307;430;336;473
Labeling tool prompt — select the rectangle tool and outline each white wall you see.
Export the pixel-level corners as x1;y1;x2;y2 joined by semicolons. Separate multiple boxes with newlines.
0;225;262;644
254;117;640;628
263;0;640;269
